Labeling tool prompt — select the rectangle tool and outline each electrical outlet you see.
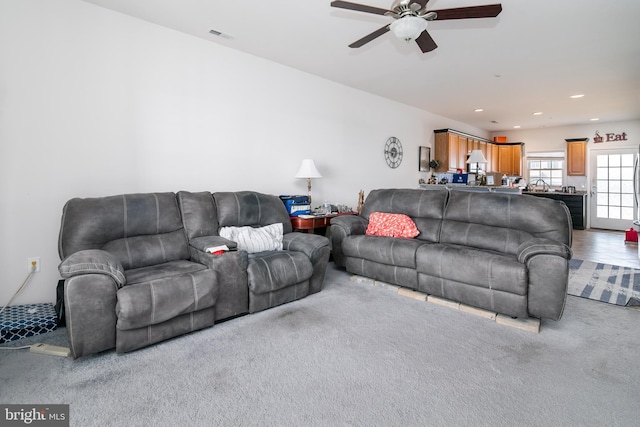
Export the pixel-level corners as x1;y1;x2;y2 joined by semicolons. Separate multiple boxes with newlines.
28;257;40;272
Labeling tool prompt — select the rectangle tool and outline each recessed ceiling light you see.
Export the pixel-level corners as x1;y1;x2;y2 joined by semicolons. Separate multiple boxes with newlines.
513;125;521;129
570;94;585;99
474;109;484;112
590;118;600;121
532;112;543;116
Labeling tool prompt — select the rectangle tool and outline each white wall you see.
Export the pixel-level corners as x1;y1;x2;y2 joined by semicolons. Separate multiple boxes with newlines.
0;0;487;306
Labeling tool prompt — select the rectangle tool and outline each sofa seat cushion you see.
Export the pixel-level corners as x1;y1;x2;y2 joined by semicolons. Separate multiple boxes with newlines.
125;260;208;285
116;265;217;331
342;235;424;269
247;251;313;294
416;244;528;296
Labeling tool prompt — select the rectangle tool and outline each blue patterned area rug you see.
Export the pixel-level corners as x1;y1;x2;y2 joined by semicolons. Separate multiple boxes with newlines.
568;259;640;306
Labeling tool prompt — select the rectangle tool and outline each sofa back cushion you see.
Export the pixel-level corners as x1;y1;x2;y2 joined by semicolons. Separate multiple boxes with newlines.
59;193;189;269
440;190;572;255
361;188;448;243
177;191;220;239
214;191;293;234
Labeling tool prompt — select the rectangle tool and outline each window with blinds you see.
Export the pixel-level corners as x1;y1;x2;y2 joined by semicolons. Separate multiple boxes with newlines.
527;152;564;187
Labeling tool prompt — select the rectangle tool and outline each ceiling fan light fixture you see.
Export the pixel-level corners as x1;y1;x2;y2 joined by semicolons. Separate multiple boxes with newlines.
390;16;428;42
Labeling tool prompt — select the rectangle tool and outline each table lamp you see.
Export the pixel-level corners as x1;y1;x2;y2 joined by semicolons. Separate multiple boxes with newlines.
466;150;488;184
295;159;322;204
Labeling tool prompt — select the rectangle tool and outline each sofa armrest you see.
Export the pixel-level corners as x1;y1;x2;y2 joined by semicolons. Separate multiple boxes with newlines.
329;215;368;268
189;235;238;252
516;238;572;264
59;249;126;287
283;232;330;260
189;246;249;321
283;232;331;294
330;215;368;236
518;238;572;321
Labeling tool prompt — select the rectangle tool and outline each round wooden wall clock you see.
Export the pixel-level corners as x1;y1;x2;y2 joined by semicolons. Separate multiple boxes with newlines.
384;137;403;168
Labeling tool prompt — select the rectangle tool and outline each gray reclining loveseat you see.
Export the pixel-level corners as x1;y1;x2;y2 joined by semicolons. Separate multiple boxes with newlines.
58;191;330;358
330;188;572;321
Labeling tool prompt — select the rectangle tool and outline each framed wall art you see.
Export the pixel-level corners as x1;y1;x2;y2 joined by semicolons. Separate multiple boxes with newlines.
419;146;430;172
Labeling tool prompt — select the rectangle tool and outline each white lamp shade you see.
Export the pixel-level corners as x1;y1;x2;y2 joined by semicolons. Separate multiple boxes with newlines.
466;150;488;164
295;159;322;179
390;16;428;41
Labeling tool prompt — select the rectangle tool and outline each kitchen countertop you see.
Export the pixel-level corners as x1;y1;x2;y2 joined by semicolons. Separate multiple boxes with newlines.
523;191;588;196
419;184;522;193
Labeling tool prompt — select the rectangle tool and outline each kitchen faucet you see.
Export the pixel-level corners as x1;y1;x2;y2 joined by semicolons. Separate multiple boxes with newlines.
533;179;549;192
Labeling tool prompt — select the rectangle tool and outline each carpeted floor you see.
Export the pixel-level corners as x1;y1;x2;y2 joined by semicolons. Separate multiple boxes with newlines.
569;258;640;306
2;263;640;426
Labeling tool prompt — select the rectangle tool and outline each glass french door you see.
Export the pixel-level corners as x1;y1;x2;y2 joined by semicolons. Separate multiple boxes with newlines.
589;148;637;230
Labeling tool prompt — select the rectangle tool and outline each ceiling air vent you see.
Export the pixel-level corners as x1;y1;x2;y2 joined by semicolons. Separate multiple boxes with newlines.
209;29;233;39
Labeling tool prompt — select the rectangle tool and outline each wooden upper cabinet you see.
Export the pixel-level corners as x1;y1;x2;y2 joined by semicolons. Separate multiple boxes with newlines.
566;138;587;176
511;144;522;176
434;129;502;173
483;142;492;173
458;137;468;170
497;145;513;174
447;133;459;171
491;143;499;173
479;141;487;156
496;143;523;175
434;132;457;172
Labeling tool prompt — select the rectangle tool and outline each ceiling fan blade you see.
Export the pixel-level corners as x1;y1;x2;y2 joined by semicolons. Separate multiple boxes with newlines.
348;25;391;48
430;4;502;20
330;1;393;16
415;30;438;53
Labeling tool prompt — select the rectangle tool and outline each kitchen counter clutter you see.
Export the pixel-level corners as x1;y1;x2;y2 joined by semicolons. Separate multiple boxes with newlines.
419;184;521;194
330;188;572;322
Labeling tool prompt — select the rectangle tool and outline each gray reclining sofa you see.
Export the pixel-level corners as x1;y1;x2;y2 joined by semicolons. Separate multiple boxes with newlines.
330;188;573;321
58;191;330;358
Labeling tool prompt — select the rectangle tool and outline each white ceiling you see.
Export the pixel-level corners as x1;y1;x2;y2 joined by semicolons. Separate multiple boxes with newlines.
83;0;640;132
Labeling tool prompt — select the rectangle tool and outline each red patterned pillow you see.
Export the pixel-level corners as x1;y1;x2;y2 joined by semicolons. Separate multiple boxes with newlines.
365;212;420;238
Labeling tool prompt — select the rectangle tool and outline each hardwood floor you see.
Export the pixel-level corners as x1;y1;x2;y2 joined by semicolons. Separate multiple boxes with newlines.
572;229;639;269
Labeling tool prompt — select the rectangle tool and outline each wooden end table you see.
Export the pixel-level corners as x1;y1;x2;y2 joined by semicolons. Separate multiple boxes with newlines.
290;212;357;234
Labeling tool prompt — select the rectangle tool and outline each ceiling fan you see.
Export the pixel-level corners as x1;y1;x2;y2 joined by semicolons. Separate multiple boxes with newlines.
330;0;502;53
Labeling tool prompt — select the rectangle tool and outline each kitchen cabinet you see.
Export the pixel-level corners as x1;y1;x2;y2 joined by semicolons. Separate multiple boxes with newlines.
434;129;523;175
566;138;587;176
484;142;492;173
435;129;492;172
479;141;487;157
457;137;468;170
491;143;499;173
524;192;587;229
434;131;458;172
496;143;523;175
